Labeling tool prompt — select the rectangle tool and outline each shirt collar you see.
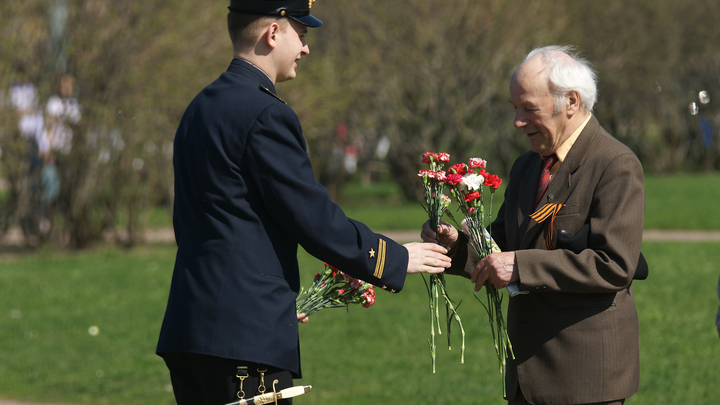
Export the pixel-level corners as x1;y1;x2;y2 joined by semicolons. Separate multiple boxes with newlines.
228;58;276;92
553;113;592;163
236;58;274;84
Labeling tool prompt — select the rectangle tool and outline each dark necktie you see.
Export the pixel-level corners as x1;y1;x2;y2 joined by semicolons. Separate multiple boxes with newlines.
535;154;558;206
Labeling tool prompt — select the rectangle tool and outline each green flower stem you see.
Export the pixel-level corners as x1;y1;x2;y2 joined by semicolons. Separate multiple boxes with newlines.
439;278;465;364
434;275;442;335
428;275;437;374
474;283;515;397
425;272;466;373
449;205;513;385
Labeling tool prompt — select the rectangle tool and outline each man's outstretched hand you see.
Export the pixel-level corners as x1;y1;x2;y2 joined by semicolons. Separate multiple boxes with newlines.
404;242;451;274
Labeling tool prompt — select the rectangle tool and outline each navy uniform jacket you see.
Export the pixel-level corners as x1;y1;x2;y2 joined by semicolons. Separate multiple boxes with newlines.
156;59;408;378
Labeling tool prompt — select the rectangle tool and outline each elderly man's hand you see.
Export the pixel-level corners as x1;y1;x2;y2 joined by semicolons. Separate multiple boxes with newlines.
405;242;451;274
297;313;309;324
471;252;518;292
420;220;459;252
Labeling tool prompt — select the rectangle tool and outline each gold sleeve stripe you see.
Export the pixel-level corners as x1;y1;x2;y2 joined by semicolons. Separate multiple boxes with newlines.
373;238;387;279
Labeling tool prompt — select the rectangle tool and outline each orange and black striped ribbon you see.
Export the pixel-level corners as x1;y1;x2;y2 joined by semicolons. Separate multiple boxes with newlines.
529;202;565;250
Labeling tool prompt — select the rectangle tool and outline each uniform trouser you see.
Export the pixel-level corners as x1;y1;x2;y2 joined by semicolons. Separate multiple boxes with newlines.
162;352;294;405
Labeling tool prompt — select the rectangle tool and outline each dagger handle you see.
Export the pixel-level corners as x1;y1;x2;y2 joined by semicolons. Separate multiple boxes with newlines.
227;392;275;405
244;392;276;405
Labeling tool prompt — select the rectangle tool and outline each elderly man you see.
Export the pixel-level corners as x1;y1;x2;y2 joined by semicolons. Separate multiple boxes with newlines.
424;46;644;404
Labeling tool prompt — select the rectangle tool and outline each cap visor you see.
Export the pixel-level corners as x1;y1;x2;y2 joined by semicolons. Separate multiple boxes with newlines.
289;14;322;27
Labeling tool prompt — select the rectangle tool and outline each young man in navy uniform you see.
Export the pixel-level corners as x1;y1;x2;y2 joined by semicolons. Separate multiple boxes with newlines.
156;2;452;404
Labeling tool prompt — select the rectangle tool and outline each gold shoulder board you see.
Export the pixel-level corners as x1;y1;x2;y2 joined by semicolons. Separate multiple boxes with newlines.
258;85;287;105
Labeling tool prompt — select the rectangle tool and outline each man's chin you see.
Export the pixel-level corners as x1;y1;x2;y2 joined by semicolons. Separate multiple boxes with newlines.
529;143;549;155
277;71;297;83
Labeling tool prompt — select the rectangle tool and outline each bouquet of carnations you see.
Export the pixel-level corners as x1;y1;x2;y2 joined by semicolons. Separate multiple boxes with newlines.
418;151;465;373
443;157;513;392
296;262;376;320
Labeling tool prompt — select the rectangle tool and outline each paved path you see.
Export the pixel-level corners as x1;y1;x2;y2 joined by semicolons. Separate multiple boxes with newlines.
3;227;720;246
148;229;720;243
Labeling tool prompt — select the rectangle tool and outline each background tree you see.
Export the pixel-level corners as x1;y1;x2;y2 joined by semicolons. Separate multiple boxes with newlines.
1;0;719;247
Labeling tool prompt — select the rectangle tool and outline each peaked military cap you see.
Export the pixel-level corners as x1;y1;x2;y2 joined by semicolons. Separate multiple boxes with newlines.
229;0;322;27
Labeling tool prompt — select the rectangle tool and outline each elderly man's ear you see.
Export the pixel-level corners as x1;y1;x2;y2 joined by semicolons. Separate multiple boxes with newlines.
566;90;581;115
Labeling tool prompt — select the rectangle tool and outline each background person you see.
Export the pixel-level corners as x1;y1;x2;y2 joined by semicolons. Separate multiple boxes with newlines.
156;2;451;405
40;74;80;157
10;68;43;145
37;74;80;234
10;66;44;244
423;45;643;405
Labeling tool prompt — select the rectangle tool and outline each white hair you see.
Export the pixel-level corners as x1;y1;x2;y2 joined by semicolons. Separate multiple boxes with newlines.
525;45;597;113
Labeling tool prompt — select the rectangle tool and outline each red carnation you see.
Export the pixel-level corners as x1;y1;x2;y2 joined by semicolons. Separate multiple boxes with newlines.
437;152;451;162
422;152;438;164
484;174;503;190
362;292;375;308
464;191;481;202
468;158;487;168
448;163;467;175
446;173;463;186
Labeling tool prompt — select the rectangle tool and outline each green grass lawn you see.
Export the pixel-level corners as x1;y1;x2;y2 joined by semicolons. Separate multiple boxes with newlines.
643;173;720;230
0;246;175;405
1;241;719;405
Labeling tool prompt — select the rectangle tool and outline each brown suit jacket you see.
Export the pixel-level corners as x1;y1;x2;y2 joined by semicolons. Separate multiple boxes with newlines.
489;115;643;403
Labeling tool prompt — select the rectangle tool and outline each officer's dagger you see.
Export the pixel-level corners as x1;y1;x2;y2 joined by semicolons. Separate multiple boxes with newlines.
223;385;312;405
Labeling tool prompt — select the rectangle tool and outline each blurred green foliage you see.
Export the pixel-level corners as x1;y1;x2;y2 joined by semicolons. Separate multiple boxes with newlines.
1;0;719;248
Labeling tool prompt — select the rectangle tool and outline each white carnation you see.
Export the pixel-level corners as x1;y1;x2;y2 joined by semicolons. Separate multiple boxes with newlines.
461;173;485;191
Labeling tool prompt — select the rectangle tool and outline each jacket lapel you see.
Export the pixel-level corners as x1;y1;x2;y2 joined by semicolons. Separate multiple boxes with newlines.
518;116;599;249
515;154;542;249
